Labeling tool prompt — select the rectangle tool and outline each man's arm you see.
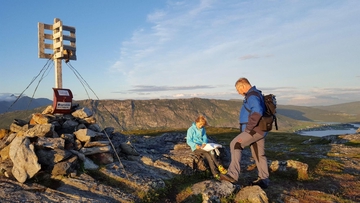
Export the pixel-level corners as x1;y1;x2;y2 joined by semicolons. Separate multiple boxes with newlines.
245;95;263;134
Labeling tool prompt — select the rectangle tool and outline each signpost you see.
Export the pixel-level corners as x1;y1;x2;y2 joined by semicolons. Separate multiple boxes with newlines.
38;18;76;114
38;18;77;88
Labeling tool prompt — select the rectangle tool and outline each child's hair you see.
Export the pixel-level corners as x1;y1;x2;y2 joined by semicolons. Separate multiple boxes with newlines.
195;115;207;126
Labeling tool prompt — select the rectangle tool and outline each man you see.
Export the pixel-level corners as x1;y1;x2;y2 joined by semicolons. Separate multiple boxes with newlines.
220;77;269;189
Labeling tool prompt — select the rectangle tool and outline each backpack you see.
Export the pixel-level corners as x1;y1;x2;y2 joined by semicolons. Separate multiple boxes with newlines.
245;92;278;132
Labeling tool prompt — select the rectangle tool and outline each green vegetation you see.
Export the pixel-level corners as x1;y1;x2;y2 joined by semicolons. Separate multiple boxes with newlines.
344;140;360;148
89;128;358;202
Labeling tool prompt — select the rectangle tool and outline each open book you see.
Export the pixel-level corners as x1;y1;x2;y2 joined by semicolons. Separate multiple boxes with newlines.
202;143;222;151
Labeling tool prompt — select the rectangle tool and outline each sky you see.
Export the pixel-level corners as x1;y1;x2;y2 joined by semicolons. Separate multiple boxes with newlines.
1;0;360;106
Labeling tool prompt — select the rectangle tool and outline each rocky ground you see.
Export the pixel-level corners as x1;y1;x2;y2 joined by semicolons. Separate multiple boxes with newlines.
0;105;359;202
262;134;360;203
0;132;359;202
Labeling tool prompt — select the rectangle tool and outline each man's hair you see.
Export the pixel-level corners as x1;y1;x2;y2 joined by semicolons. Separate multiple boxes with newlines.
235;77;251;89
195;115;207;126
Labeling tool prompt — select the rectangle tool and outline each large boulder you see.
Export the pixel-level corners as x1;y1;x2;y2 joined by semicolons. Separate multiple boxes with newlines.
9;136;41;183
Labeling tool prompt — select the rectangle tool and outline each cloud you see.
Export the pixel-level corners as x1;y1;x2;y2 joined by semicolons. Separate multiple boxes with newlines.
0;93;21;102
239;54;260;60
271;87;360;106
128;85;215;92
106;1;360;106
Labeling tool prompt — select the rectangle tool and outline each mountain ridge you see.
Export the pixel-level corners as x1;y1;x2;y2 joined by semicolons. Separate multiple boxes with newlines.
0;96;52;114
1;97;359;132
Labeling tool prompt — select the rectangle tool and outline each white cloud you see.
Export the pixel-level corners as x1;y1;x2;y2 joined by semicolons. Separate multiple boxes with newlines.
106;0;360;106
0;93;21;102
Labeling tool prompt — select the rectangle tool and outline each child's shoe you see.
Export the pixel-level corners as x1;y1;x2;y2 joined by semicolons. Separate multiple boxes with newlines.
218;165;227;174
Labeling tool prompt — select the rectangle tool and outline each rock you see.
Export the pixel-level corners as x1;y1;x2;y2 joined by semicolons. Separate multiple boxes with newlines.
29;113;51;124
35;137;65;149
0;132;17;149
52;156;78;176
192;180;236;202
25;124;54;137
88;123;102;132
80;146;111;155
54;173;139;202
235;186;268;203
81;116;97;124
84;141;110;147
9;119;28;133
62;120;79;130
0;158;14;178
71;107;93;119
9;136;41;183
41;105;54;114
70;150;99;170
74;128;103;143
36;149;73;169
0;145;11;160
90;153;114;165
120;142;139;156
269;160;308;180
103;127;115;135
0;129;9;139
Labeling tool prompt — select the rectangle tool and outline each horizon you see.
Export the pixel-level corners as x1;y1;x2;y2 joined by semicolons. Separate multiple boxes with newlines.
1;1;360;106
1;93;359;107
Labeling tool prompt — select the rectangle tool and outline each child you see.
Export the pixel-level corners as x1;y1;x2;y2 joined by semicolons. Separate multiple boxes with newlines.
186;115;227;180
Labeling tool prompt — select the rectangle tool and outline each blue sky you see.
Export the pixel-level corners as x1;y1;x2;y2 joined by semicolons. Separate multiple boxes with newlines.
1;0;359;106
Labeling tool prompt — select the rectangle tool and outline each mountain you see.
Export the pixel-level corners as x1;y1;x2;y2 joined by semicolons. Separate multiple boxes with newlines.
313;101;360;115
0;96;52;114
1;98;360;132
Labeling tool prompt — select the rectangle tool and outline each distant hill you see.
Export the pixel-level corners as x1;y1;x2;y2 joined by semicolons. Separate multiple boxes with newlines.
277;104;360;122
0;96;52;114
313;101;360;115
0;98;359;132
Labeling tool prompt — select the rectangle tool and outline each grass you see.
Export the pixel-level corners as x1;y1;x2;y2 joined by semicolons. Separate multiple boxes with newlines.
344;140;360;147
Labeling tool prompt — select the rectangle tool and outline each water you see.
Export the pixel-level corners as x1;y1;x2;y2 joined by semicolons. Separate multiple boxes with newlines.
298;129;357;137
297;123;360;137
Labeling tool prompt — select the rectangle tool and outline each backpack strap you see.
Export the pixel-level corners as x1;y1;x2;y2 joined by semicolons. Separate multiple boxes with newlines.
243;91;262;113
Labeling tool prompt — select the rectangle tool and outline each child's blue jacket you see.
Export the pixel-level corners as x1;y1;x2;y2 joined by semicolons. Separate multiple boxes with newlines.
186;122;208;151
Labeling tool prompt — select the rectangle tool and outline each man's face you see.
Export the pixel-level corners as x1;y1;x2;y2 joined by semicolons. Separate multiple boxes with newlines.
236;84;246;96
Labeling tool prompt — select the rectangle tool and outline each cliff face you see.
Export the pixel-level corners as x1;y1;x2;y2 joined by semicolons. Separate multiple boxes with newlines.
3;97;357;132
78;98;242;131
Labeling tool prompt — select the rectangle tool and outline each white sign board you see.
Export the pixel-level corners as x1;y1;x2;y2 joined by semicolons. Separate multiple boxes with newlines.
56;102;71;110
57;90;70;96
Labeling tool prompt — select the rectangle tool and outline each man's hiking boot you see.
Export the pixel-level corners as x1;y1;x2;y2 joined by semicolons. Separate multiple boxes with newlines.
214;174;220;181
249;177;269;189
219;174;237;184
218;165;227;174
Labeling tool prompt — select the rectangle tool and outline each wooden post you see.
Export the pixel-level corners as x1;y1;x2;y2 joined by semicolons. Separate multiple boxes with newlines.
53;18;62;88
54;58;62;88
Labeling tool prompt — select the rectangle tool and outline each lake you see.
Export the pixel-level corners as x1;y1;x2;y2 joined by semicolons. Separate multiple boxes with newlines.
296;123;360;137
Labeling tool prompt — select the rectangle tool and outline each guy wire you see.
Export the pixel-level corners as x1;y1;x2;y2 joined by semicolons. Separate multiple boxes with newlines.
6;54;54;113
27;59;53;110
66;61;126;170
